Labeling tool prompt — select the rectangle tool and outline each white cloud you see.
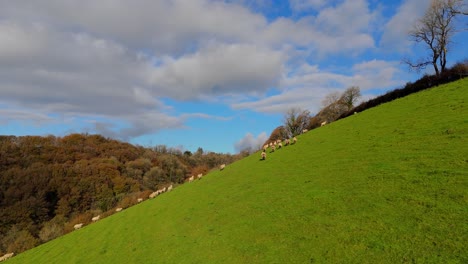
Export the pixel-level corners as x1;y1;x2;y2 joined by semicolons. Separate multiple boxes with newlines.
232;59;404;114
260;0;377;55
315;0;375;34
0;21;159;114
234;132;268;153
1;0;267;55
351;59;402;90
289;0;328;11
0;108;53;125
0;21;44;61
380;0;430;51
148;43;284;100
231;89;324;114
0;0;415;148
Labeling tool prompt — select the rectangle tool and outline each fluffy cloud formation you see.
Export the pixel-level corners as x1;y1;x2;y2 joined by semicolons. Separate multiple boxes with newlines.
0;0;447;151
260;0;377;55
289;0;327;11
0;108;53;125
234;132;268;153
1;0;266;54
149;43;284;100
233;59;402;114
380;0;430;51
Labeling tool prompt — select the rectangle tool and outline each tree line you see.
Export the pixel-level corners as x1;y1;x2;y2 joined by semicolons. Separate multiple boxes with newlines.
265;60;467;145
264;0;467;145
0;133;246;254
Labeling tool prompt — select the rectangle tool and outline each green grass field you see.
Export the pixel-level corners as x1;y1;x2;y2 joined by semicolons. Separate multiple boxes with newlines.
7;78;467;263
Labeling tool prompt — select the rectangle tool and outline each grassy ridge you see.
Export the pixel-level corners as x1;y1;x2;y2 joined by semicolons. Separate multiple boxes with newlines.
7;78;467;263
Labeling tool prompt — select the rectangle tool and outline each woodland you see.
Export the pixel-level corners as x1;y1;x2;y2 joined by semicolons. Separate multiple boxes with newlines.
0;134;245;254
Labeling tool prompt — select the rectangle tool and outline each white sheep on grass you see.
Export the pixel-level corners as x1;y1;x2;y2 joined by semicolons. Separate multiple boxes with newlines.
0;253;14;262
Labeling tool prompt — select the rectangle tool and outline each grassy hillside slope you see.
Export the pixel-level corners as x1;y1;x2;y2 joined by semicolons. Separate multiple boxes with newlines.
7;79;467;263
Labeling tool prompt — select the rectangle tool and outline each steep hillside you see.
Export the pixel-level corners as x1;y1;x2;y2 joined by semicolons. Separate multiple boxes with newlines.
6;78;467;263
0;134;242;254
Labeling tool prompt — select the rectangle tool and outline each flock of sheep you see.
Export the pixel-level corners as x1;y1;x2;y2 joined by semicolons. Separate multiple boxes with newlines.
72;164;227;231
72;184;175;231
260;122;330;160
0;162;229;262
1;164;229;261
3;126;322;260
3;127;321;260
261;134;301;160
72;213;103;230
1;124;330;261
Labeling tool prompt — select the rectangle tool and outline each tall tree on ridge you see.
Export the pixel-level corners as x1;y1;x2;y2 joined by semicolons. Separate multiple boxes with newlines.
403;0;464;76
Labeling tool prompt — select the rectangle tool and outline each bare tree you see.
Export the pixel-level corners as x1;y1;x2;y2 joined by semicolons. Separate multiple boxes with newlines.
316;87;360;123
317;100;346;124
339;86;361;111
404;0;463;76
449;0;468;16
283;108;310;138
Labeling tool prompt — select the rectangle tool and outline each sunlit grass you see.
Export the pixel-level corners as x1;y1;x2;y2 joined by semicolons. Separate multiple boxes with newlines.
7;78;468;263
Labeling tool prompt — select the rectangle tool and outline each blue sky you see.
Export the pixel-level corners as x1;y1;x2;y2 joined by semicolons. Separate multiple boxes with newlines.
0;0;467;154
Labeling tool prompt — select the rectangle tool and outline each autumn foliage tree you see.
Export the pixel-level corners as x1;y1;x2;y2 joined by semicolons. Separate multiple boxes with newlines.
0;133;242;254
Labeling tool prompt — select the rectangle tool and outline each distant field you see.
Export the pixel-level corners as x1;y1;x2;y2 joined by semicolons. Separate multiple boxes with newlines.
7;78;467;263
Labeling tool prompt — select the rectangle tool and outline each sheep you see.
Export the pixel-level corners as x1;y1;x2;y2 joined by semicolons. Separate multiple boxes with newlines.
197;173;203;179
188;175;195;182
137;198;143;203
0;253;14;262
261;150;266;160
220;164;225;170
302;129;308;133
74;223;83;230
92;215;100;222
284;138;290;146
115;207;123;212
321;121;327;126
277;142;282;149
263;144;268;151
167;185;173;191
293;137;297;144
270;145;276;152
